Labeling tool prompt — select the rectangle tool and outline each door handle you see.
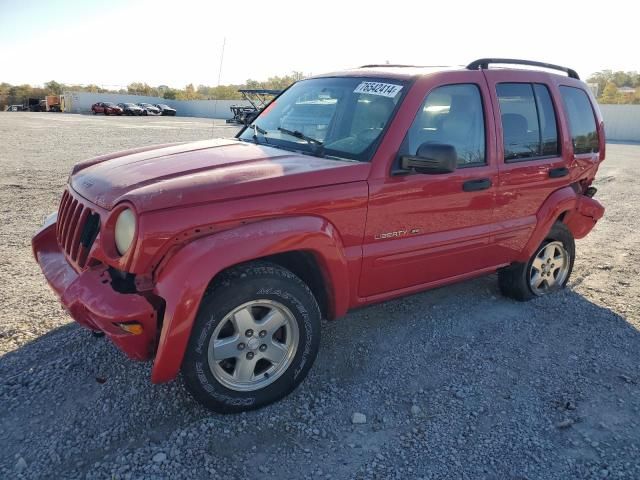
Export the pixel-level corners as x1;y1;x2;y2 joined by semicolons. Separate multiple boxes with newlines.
549;167;569;178
463;178;492;192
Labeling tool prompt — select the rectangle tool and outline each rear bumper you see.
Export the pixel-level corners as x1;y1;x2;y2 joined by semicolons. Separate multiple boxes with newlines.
565;195;605;239
32;223;158;360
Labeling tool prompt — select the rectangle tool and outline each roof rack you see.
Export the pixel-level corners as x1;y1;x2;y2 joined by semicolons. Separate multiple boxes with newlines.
466;58;579;79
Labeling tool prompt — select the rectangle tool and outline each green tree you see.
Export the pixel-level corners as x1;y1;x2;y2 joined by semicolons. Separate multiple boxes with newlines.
587;70;613;94
599;82;619;104
612;71;633;87
127;82;159;97
176;83;200;100
163;88;178;100
45;80;63;95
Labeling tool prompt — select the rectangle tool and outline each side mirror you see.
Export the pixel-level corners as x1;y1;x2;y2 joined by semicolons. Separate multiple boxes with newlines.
400;143;457;174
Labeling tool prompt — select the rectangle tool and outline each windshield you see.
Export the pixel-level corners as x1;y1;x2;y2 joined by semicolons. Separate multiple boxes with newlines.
238;77;407;162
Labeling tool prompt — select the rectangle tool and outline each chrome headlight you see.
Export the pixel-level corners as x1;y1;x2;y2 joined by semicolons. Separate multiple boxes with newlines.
114;208;136;255
42;211;58;228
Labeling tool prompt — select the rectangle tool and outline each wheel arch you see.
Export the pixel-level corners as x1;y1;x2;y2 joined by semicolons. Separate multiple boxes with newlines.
255;251;331;320
150;216;349;384
516;186;577;262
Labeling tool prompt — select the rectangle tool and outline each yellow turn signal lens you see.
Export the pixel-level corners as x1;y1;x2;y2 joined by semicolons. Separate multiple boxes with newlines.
118;323;143;335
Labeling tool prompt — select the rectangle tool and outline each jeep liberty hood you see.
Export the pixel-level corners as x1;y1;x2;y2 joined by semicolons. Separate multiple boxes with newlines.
70;138;368;212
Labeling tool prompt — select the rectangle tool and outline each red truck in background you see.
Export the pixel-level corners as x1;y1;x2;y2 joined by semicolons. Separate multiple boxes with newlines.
33;59;605;413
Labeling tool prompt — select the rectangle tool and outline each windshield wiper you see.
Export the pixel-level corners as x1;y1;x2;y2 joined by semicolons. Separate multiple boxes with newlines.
250;123;269;144
277;127;325;156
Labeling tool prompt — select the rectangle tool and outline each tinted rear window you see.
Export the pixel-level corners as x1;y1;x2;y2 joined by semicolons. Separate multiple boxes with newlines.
533;84;559;156
559;86;599;154
496;83;559;161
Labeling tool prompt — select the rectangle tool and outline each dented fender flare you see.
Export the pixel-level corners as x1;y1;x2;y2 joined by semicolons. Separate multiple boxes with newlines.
150;215;350;384
516;186;605;263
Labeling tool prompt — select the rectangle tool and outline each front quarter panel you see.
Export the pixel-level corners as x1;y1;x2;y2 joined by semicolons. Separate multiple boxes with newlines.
150;216;351;384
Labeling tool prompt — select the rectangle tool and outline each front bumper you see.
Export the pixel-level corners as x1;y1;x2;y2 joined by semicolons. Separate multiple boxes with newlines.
32;222;158;360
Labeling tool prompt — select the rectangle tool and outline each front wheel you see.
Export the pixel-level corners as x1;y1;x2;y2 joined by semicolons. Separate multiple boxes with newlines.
498;222;575;301
182;262;321;413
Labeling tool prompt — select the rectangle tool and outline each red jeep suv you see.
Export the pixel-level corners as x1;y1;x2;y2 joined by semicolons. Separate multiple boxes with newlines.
33;59;605;412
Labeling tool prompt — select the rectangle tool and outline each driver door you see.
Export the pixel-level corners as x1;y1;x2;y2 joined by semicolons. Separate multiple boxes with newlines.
359;79;500;298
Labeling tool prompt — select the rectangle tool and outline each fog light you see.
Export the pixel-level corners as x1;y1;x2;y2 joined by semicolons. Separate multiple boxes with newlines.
117;323;143;335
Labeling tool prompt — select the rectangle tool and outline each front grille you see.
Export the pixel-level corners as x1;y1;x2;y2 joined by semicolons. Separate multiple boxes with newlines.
56;190;100;269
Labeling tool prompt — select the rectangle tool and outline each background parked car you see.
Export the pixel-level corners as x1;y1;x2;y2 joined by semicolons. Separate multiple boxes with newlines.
136;103;160;115
91;102;123;116
155;104;177;116
117;103;144;116
7;105;27;111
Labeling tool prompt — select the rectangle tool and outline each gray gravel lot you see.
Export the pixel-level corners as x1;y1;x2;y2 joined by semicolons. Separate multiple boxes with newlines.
1;112;639;479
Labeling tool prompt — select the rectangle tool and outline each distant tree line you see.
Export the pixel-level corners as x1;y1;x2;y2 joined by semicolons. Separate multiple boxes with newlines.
6;70;638;108
0;72;305;109
587;70;640;104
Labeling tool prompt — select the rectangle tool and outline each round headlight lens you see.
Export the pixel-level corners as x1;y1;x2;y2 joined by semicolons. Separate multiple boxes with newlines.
114;208;136;255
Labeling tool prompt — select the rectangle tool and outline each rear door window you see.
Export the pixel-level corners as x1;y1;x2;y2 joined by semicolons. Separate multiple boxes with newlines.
559;86;599;154
496;83;559;161
534;84;559;156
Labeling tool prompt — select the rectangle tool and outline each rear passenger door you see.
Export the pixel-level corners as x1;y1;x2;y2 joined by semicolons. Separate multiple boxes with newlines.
482;71;569;262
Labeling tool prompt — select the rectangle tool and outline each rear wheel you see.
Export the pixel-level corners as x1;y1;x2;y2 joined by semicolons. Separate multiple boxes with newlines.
182;262;321;413
498;222;575;301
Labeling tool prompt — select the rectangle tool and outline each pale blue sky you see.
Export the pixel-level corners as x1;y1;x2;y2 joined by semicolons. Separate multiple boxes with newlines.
0;0;636;88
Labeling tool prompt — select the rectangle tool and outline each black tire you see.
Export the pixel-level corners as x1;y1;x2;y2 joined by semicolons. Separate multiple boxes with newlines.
182;261;321;413
498;222;575;301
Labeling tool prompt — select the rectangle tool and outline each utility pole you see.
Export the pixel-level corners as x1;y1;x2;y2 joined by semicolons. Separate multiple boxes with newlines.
213;36;226;135
217;37;226;87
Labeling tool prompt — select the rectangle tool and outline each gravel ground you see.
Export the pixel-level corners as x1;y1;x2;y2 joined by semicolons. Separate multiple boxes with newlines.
1;113;639;480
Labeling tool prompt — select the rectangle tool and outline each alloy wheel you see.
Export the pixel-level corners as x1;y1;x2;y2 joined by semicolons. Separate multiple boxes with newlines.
529;241;570;295
207;300;299;392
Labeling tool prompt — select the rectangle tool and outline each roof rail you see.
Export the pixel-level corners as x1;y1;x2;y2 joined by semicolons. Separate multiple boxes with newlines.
466;58;579;80
358;64;451;69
